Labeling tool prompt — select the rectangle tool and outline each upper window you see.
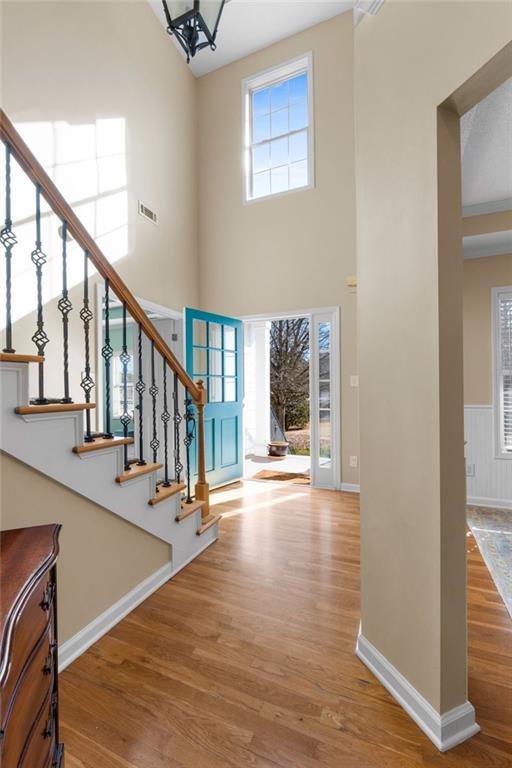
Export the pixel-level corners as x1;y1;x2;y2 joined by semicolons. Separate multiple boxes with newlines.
493;286;512;458
243;54;313;202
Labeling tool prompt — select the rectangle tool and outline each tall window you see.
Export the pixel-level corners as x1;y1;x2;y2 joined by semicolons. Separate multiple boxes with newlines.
243;54;313;201
494;287;512;457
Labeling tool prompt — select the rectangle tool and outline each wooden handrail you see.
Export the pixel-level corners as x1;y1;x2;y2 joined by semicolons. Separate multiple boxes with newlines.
0;109;203;405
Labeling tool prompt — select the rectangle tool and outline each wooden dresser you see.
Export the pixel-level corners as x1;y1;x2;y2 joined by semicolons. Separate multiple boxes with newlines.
0;525;64;767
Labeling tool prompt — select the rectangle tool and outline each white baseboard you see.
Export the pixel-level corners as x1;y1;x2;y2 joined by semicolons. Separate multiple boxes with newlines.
58;538;217;672
467;495;512;510
341;482;360;493
356;633;480;752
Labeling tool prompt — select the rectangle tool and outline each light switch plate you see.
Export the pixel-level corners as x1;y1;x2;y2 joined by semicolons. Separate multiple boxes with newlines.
350;375;359;388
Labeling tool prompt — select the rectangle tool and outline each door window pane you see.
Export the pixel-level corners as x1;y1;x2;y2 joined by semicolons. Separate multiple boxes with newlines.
209;322;222;349
224;326;236;350
319;409;331;441
319;381;330;409
193;319;207;346
224;351;236;377
224;377;236;402
209;377;222;403
319;351;330;379
319;323;330;350
193;348;207;375
209;349;222;376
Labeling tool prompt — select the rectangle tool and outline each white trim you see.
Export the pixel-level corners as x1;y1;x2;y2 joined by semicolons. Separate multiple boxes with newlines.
242;51;315;204
242;306;341;490
356;633;480;752
467;495;512;510
341;482;360;493
492;286;512;460
58;538;216;672
240;305;340;323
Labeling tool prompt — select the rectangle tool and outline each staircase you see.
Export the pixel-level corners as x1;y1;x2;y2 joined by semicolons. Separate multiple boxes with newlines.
0;109;220;570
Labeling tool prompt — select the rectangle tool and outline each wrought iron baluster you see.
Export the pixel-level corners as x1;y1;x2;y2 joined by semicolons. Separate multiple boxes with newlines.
58;221;72;403
31;184;49;403
135;323;146;466
149;341;160;465
79;251;94;441
161;359;171;487
101;279;114;439
184;394;196;504
173;372;183;484
1;144;17;353
119;303;132;472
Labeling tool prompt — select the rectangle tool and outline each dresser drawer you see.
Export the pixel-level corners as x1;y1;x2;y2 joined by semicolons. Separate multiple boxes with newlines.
1;569;54;713
1;624;55;767
19;690;55;768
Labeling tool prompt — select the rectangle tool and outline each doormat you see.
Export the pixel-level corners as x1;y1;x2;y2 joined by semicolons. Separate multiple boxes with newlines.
253;470;310;485
467;505;512;619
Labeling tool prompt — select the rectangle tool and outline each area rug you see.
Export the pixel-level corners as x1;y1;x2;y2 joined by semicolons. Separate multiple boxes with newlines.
467;505;512;618
253;469;310;485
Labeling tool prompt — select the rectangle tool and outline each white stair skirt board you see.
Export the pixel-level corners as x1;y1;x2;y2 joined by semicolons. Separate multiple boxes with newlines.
340;482;360;493
0;361;220;550
356;633;480;752
59;535;217;672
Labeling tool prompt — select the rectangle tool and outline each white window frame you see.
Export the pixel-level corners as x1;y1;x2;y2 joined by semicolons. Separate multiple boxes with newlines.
242;52;315;204
492;285;512;460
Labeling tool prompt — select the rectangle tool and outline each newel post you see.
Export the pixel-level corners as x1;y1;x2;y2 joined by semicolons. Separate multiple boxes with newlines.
194;380;210;519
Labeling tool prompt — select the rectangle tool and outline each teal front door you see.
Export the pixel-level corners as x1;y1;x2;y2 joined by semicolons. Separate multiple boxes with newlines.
185;308;243;488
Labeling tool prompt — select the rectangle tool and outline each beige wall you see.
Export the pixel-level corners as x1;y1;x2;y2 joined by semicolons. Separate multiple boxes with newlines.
1;0;198;402
197;14;359;485
463;253;512;405
355;1;512;714
0;452;170;644
0;1;195;641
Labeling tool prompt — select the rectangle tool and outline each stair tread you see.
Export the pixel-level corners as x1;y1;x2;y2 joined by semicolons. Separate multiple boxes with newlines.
176;499;204;521
0;353;44;363
148;482;186;506
16;403;96;415
73;437;134;454
197;512;221;536
116;462;163;484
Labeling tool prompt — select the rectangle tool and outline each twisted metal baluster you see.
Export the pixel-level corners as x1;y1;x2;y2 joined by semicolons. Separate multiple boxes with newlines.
135;323;146;466
31;184;49;403
173;372;183;484
119;303;132;472
161;359;171;487
184;394;196;504
79;251;94;441
149;341;160;465
1;144;17;353
101;279;114;439
58;221;73;403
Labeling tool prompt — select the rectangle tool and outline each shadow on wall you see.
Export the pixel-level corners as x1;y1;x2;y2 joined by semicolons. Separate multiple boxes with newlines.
0;117;128;329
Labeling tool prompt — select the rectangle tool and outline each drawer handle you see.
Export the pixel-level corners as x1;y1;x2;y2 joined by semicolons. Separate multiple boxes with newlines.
43;715;54;740
43;695;57;739
43;642;57;675
40;582;56;612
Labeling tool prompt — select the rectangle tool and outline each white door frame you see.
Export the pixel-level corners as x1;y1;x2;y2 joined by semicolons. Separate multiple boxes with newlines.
241;306;341;490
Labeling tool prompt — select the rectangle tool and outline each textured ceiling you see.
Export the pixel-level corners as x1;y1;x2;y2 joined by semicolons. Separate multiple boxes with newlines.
150;1;354;77
461;77;512;213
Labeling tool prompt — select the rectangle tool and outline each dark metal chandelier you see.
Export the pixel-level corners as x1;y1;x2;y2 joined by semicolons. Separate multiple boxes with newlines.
161;1;227;63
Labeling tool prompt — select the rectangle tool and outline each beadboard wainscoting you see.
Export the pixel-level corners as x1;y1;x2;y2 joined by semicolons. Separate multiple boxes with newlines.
464;406;512;509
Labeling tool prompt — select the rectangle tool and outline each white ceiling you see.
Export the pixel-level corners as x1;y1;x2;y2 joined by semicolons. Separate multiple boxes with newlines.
461;77;512;258
461;77;512;213
150;1;354;77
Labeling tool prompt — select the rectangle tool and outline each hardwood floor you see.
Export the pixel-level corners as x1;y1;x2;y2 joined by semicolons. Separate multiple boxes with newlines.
60;483;512;767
